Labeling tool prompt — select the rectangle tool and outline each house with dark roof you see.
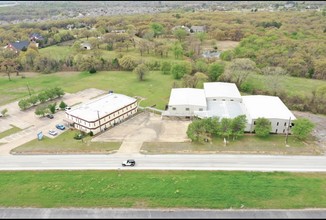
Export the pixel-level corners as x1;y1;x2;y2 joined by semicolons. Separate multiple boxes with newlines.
4;41;29;53
29;33;44;41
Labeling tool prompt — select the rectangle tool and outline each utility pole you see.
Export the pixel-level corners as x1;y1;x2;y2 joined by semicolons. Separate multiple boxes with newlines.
285;117;291;145
26;82;31;97
97;110;102;133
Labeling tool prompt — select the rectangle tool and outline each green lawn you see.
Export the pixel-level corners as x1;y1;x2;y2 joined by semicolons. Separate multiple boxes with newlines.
246;74;326;97
11;130;121;155
0;125;22;139
0;71;175;109
142;135;321;155
0;170;325;209
39;45;72;60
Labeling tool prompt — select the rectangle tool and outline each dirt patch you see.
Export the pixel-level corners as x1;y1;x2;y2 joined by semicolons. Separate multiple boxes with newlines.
215;41;240;51
293;111;326;153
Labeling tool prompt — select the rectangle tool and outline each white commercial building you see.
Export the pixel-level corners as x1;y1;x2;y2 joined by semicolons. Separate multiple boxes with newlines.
65;93;138;134
163;88;207;117
242;95;296;134
163;82;296;134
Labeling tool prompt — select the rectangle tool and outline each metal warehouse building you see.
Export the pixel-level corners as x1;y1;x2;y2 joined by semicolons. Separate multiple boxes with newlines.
163;82;296;134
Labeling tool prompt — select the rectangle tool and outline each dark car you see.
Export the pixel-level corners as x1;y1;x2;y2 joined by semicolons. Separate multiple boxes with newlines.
46;114;54;119
56;124;65;130
122;159;136;167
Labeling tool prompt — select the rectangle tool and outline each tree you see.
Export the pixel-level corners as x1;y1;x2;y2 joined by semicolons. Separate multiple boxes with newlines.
171;62;192;80
1;108;8;117
59;101;67;110
160;61;171;75
195;32;207;44
48;102;57;114
195;60;208;73
219;118;233;140
231;115;247;140
38;92;48;104
53;87;65;98
0;59;18;81
150;22;164;38
35;105;49;117
27;95;39;106
255;117;271;137
292;118;315;140
18;99;30;110
208;62;225;81
220;58;258;88
182;74;198;88
133;63;149;81
172;42;184;59
173;28;188;42
118;55;138;71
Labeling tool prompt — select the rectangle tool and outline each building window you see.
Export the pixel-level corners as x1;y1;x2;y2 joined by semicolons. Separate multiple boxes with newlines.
283;129;285;133
230;99;234;101
222;99;225;101
254;121;256;125
199;108;203;111
277;122;279;126
284;122;287;126
213;99;216;101
275;129;278;133
185;108;189;111
172;107;176;110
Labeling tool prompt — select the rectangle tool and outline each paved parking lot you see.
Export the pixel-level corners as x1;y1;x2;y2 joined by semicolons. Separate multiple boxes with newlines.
0;88;107;155
91;111;191;155
0;88;190;155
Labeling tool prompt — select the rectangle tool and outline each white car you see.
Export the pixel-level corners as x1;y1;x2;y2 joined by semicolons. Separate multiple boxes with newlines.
122;159;136;167
48;130;58;136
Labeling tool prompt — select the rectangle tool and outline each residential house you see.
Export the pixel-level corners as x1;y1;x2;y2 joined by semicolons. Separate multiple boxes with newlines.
4;41;29;53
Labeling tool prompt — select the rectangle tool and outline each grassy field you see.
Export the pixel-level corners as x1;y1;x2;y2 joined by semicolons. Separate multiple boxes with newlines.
246;74;326;97
39;45;72;60
142;135;322;155
0;71;175;109
11;130;121;155
0;170;325;209
0;125;22;139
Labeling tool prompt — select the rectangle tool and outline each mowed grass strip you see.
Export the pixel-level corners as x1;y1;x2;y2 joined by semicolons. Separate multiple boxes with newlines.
0;124;22;139
0;170;325;209
11;130;121;154
142;135;321;155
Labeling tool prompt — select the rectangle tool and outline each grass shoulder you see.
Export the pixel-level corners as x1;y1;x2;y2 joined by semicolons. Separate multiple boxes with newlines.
11;129;121;155
0;170;325;209
141;134;322;155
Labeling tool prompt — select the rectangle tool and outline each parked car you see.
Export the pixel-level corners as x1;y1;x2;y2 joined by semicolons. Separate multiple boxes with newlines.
65;106;71;110
48;130;58;136
56;124;65;130
122;159;136;167
46;114;54;119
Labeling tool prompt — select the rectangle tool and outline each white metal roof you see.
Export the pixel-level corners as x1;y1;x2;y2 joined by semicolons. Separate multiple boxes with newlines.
204;82;242;99
195;101;246;119
169;88;207;107
242;95;296;120
66;93;136;122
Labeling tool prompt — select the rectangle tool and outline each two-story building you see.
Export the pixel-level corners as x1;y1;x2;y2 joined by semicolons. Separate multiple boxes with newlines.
65;93;138;134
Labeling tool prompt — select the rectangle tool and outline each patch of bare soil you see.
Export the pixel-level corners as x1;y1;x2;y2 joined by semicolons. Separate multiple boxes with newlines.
293;111;326;154
215;41;240;51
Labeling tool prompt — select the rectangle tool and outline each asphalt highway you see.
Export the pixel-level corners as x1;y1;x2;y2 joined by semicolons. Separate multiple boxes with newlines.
1;154;326;172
